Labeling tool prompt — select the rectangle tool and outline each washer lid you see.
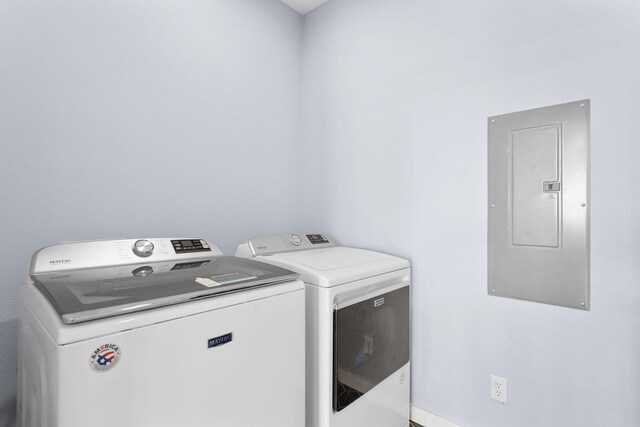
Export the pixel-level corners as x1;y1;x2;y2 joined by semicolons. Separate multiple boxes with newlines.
266;247;409;287
31;256;299;324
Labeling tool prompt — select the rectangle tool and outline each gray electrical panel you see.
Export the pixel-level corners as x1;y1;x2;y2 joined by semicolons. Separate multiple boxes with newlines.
488;100;590;310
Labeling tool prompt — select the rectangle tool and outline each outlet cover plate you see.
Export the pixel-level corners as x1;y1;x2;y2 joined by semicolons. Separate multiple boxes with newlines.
491;375;508;404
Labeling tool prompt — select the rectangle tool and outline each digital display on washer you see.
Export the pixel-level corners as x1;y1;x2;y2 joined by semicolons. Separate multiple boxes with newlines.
171;239;211;253
306;234;329;244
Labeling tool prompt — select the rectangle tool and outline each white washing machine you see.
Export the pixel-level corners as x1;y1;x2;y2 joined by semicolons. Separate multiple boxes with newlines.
18;237;305;427
236;233;411;427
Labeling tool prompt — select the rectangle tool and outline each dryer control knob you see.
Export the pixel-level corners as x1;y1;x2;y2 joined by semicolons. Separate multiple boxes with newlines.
132;240;154;257
290;234;303;246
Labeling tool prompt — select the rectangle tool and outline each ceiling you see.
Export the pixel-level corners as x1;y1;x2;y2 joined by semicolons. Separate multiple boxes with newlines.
279;0;328;15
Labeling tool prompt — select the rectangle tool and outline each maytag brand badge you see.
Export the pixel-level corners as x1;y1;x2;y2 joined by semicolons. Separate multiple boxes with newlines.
208;333;233;349
89;343;121;373
374;297;385;307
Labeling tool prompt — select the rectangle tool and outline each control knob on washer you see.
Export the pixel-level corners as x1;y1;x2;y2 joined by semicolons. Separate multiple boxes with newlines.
290;234;302;246
132;240;154;257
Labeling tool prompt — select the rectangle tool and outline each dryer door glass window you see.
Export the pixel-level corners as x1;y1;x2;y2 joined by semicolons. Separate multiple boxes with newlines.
333;285;409;412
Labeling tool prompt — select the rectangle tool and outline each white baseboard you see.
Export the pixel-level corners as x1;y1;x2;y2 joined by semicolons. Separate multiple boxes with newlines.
411;405;461;427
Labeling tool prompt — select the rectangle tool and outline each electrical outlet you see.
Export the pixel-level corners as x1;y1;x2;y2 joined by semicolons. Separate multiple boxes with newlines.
491;375;508;404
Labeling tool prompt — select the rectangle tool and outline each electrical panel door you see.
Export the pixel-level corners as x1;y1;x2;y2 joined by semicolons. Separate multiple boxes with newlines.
488;100;590;310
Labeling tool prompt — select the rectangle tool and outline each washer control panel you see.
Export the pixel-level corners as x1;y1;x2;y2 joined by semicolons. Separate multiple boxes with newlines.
171;239;212;254
31;238;224;274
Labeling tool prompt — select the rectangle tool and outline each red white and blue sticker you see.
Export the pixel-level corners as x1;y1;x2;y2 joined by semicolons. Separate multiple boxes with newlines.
89;343;121;373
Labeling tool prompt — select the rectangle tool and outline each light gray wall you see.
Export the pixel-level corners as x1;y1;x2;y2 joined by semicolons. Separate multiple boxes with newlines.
0;1;302;425
301;0;640;426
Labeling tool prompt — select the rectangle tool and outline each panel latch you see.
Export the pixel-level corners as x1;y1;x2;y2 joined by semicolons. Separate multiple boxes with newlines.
543;181;561;192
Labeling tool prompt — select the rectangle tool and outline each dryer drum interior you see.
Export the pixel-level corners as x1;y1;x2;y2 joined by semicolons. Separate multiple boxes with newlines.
332;285;410;412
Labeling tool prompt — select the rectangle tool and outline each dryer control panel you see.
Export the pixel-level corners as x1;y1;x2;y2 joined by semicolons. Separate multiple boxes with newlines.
306;234;330;245
236;233;334;257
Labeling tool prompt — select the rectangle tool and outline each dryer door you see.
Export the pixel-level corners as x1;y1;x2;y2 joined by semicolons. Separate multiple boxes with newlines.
333;285;410;412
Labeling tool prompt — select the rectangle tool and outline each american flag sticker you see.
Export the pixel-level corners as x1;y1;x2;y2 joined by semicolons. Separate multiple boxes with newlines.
89;343;121;373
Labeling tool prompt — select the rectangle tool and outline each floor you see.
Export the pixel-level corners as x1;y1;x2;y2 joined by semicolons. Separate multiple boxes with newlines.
409;421;424;427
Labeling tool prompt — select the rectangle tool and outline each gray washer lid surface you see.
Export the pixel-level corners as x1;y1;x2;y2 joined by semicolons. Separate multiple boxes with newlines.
32;256;299;324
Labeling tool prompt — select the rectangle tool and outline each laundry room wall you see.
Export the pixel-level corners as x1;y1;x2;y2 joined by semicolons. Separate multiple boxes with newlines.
0;1;302;425
301;0;640;426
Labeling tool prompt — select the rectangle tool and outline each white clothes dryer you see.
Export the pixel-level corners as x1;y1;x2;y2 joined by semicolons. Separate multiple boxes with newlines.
236;233;411;427
18;238;305;427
